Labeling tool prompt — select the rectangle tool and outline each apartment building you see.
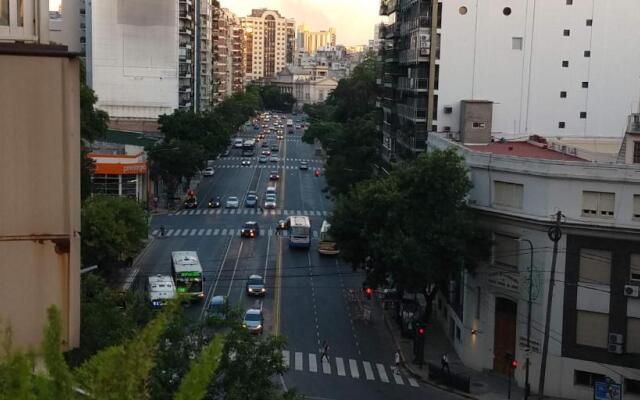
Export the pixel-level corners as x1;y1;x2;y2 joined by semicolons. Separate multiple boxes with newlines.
198;0;213;111
241;9;295;82
428;115;640;399
297;24;336;54
378;0;640;160
1;0;81;350
212;6;244;106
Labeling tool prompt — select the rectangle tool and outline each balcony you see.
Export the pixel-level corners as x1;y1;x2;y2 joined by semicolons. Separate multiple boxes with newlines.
379;0;398;16
399;47;429;65
179;85;192;93
179;66;192;78
397;76;428;93
397;102;427;123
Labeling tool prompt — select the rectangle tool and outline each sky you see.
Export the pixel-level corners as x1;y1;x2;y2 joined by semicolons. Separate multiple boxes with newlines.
220;0;381;46
50;0;381;46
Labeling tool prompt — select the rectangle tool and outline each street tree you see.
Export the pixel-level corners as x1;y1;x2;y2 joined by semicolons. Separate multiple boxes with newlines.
80;195;149;270
173;336;224;400
259;85;296;112
330;149;490;319
327;51;377;123
147;139;207;201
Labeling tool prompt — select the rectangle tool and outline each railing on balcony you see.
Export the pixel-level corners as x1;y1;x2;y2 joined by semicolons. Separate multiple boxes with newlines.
379;0;398;16
397;102;427;122
397;76;428;92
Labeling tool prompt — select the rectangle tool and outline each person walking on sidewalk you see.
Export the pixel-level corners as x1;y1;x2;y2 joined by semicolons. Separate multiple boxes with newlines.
441;353;450;374
394;350;401;374
320;340;330;362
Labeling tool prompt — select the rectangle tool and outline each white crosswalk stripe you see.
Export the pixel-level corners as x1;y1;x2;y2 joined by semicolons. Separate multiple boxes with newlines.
295;352;303;371
363;362;374;380
166;229;174;236
189;229;197;236
205;229;212;236
173;229;182;236
213;229;220;235
309;354;318;373
335;357;346;376
197;229;205;236
312;230;318;239
195;210;202;215
408;377;419;387
349;359;359;379
152;229;159;235
322;358;331;374
188;210;195;215
376;364;389;383
221;229;227;235
393;370;404;385
228;229;235;236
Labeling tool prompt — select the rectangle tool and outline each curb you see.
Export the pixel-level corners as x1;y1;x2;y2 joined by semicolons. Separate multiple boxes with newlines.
382;310;479;400
120;237;155;292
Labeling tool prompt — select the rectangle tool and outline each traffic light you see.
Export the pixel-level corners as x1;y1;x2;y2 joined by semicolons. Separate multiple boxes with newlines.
365;287;373;299
417;325;426;336
510;359;518;369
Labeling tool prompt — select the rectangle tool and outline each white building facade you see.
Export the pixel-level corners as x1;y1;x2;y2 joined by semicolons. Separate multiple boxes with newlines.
428;129;640;399
436;1;640;138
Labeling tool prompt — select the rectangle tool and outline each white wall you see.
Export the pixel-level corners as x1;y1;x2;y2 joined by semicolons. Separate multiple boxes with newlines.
437;0;640;138
91;0;178;120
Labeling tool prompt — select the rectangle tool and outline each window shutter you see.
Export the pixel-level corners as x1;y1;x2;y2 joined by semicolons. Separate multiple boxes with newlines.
578;249;611;285
582;191;598;215
598;192;615;216
631;254;640;282
576;311;609;348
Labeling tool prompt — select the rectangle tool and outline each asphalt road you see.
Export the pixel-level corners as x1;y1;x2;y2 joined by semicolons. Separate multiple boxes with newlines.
136;114;461;400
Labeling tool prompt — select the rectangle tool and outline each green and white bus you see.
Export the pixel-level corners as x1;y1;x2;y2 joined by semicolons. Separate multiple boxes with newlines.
171;251;204;301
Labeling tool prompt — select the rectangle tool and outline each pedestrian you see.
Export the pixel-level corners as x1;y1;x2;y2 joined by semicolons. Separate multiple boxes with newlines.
394;350;401;374
320;340;330;362
160;225;166;237
441;353;450;374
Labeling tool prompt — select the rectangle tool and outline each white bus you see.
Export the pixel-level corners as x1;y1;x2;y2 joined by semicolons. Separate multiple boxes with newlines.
287;215;311;249
318;220;339;255
171;251;204;301
147;274;176;308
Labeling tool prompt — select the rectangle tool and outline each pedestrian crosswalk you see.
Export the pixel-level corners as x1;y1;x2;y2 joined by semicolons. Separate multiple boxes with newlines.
281;350;420;388
152;227;317;238
215;164;323;170
222;157;321;163
170;209;331;217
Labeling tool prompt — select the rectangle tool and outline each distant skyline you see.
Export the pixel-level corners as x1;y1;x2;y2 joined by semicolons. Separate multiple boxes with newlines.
50;0;381;46
220;0;380;46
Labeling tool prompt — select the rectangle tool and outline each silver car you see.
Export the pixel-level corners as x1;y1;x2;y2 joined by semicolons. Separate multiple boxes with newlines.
226;196;239;208
246;274;266;296
243;309;264;334
264;195;277;209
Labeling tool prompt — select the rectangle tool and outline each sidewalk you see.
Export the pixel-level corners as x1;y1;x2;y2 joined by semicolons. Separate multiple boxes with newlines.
379;301;533;400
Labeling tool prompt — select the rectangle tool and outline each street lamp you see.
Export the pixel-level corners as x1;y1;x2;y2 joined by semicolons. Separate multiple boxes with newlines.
518;238;534;400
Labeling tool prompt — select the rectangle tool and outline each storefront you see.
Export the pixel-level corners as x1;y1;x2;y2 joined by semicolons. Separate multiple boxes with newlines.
89;152;149;203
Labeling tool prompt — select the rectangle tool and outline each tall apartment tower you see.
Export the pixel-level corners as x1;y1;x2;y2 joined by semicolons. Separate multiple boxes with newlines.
240;9;295;82
297;25;337;54
378;0;640;161
212;7;245;105
198;0;214;111
178;0;196;110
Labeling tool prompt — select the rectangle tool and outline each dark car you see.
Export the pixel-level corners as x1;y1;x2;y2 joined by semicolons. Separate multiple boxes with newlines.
245;193;258;208
270;145;279;152
184;197;197;209
240;221;260;238
208;197;221;208
299;161;309;170
261;141;269;148
269;171;280;181
245;274;266;296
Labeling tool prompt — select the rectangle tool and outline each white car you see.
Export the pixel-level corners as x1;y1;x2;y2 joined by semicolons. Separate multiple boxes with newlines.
269;155;279;163
203;167;215;176
234;138;244;148
243;309;264;334
264;195;277;209
226;196;240;208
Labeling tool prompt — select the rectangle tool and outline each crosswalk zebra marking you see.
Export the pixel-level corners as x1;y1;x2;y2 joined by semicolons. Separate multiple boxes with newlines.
195;210;202;215
174;229;182;236
322;358;331;374
392;370;404;385
408;377;419;387
376;363;389;383
282;350;290;368
335;357;346;376
166;229;174;236
152;229;159;235
295;352;303;371
198;229;205;236
309;353;318;373
363;362;374;380
190;229;197;236
205;229;212;236
349;359;360;379
221;229;227;235
213;229;220;235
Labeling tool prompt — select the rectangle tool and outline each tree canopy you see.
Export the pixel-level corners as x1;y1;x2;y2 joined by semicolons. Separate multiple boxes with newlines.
258;85;296;113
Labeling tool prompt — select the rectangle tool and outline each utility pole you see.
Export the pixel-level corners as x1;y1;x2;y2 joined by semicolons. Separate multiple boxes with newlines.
518;238;534;400
538;211;563;400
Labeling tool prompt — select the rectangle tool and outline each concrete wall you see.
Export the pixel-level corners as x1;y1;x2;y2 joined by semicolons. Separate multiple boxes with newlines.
90;0;179;120
0;50;81;350
437;0;640;138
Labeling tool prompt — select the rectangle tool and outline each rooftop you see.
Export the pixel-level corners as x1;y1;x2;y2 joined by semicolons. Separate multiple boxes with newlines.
465;140;585;161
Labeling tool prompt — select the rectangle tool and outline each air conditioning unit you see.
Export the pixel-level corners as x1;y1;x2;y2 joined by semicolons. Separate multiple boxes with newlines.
624;285;640;297
444;106;453;114
608;343;623;354
609;333;624;345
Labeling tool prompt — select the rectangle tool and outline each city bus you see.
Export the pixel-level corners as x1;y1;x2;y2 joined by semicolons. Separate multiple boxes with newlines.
171;251;204;301
286;215;311;249
318;220;339;255
242;139;256;156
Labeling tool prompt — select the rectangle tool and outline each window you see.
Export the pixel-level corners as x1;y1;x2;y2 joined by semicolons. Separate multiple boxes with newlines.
559;121;566;129
586;19;593;26
563;29;571;36
512;37;523;50
582;191;615;217
584;50;591;57
503;7;511;16
627;318;640;354
581;82;589;88
493;181;523;209
566;0;573;4
580;112;587;119
560;91;567;98
0;0;8;26
562;60;569;67
493;233;519;267
631;254;640;281
472;122;486;129
574;370;606;387
578;249;611;285
633;142;640;164
576;311;609;348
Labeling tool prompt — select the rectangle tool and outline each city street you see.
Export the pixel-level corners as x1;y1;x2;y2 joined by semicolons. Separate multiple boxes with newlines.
136;115;460;400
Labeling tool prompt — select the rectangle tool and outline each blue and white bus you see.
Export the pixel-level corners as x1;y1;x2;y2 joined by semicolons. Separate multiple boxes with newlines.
287;215;311;249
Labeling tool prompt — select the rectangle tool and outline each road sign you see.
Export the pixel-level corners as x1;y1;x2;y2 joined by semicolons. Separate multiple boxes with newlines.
594;380;622;400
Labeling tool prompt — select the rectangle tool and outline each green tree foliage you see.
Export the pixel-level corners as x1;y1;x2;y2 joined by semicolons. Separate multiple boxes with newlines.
80;195;148;268
0;322;38;400
173;336;224;400
330;149;490;317
147;139;207;201
40;307;73;399
66;274;152;367
80;148;95;202
80;61;109;143
259;85;296;112
326;52;377;123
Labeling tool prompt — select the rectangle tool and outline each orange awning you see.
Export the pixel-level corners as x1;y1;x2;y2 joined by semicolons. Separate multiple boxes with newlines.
94;162;147;175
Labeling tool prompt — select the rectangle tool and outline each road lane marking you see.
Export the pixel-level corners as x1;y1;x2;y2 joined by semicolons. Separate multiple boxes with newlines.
322;358;331;374
228;229;235;236
214;229;220;235
174;229;182;236
295;352;303;371
393;370;404;385
198;229;205;236
363;362;374;380
199;237;234;321
376;364;389;383
166;229;174;236
282;350;290;368
309;354;318;373
195;210;202;215
222;229;227;235
349;359;359;379
335;357;346;376
190;229;197;236
226;241;244;297
152;229;159;235
189;210;195;215
408;377;419;387
205;229;212;236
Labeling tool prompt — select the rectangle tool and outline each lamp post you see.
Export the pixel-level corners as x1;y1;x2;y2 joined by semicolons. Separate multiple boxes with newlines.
518;238;534;400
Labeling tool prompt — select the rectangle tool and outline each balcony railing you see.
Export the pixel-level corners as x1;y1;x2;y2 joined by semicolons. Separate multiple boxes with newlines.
397;102;427;122
379;0;398;16
397;76;428;92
